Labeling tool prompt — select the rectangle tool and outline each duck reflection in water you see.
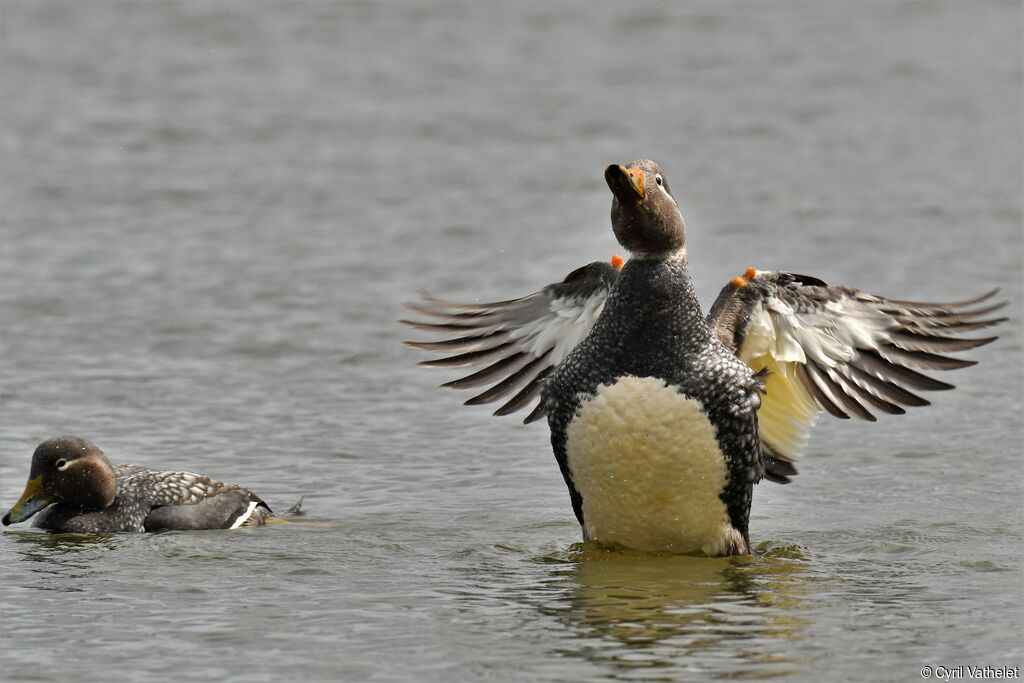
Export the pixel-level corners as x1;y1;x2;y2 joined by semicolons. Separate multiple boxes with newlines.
5;531;128;592
544;543;809;678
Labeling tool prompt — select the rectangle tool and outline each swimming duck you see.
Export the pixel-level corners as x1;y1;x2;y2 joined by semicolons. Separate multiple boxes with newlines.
404;159;1005;556
2;436;271;532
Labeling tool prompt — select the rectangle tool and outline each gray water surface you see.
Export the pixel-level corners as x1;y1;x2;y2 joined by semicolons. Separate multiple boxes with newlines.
1;2;1021;682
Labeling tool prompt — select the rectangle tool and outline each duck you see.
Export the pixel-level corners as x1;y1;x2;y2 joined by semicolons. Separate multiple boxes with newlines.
404;159;1005;556
2;435;271;533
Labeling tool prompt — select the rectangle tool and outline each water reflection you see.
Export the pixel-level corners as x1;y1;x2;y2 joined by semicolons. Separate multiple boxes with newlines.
6;529;122;556
546;543;810;679
3;530;126;592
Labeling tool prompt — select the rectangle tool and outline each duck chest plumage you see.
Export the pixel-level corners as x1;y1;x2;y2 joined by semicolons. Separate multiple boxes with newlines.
543;256;763;556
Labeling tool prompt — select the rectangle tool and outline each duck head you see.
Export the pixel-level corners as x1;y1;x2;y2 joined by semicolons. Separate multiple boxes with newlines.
2;436;118;525
604;160;686;257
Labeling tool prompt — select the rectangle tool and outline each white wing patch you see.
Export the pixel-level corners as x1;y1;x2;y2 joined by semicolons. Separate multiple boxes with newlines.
229;500;261;530
516;294;606;366
404;260;619;422
740;303;821;460
725;277;1003;464
742;295;906;459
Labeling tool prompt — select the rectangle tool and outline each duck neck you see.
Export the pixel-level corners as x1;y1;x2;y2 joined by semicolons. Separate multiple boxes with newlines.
602;250;712;357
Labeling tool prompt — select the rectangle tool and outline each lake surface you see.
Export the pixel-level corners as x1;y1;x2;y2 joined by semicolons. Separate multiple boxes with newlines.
1;2;1021;681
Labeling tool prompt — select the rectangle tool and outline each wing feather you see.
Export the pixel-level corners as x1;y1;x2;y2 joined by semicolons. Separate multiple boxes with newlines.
708;270;1005;474
853;349;953;392
463;351;553;405
418;342;517;369
403;260;619;423
493;366;553;417
405;331;511;354
833;366;905;415
442;351;530;389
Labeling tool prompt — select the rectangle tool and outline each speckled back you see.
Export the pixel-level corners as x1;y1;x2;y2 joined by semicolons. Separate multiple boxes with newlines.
33;465;267;533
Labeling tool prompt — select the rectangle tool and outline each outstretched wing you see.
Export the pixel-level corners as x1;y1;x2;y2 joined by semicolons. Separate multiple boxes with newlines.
708;268;1006;481
402;259;621;423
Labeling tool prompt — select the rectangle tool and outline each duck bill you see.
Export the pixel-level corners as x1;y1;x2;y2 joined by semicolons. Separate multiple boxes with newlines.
2;476;55;525
604;164;645;205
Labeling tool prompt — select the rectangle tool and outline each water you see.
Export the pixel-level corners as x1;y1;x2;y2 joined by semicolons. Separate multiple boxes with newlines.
1;1;1021;681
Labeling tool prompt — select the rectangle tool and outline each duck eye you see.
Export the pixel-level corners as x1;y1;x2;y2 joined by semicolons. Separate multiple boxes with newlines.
655;175;664;187
55;459;69;471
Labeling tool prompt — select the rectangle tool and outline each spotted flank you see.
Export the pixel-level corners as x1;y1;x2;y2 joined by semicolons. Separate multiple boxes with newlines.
2;436;273;533
404;159;1005;555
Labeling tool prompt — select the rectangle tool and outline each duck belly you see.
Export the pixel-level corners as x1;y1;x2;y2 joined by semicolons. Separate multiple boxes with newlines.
565;376;739;555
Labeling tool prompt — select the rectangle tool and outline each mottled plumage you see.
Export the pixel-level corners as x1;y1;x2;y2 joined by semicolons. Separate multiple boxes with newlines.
543;255;763;553
3;436;271;533
404;160;1004;555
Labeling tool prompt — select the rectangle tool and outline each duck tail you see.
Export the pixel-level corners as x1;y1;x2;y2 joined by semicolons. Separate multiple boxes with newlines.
285;495;306;516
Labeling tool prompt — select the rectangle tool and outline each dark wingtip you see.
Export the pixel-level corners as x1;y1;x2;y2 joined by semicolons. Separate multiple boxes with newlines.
523;403;547;424
789;272;830;288
970;335;1000;348
763;452;798;484
423;358;458;369
974;287;1001;302
400;301;446;318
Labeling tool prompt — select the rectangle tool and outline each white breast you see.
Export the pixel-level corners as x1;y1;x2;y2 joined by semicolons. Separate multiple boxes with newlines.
565;376;740;555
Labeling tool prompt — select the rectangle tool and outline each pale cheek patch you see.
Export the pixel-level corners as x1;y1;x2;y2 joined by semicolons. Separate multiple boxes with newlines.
566;377;734;555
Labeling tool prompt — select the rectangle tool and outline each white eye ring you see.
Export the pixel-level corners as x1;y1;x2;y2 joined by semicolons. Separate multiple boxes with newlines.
55;458;70;471
653;174;677;207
